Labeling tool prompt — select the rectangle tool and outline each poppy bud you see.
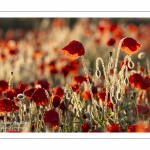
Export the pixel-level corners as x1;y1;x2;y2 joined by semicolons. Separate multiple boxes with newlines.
133;91;136;99
95;70;101;78
17;94;24;99
87;120;93;129
138;52;145;59
124;77;129;86
128;60;134;69
111;96;117;104
109;51;113;57
82;112;91;119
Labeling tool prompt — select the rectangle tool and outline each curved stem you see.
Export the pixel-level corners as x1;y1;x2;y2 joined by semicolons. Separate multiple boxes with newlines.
111;40;122;97
96;57;108;103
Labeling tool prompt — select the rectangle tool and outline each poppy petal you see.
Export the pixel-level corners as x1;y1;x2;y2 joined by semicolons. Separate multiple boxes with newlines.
62;40;85;59
120;37;141;54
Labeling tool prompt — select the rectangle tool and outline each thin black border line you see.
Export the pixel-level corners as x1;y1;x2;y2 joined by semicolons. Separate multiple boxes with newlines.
0;11;150;12
0;11;149;140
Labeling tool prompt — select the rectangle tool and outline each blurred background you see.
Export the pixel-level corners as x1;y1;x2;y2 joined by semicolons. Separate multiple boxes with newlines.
0;18;149;87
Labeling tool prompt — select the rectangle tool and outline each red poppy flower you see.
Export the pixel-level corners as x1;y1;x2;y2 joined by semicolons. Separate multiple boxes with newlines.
1;53;6;62
144;75;150;87
81;123;90;132
60;64;79;77
38;61;46;74
52;18;64;28
84;28;93;36
59;101;67;110
129;73;143;89
81;90;91;100
82;112;90;119
73;75;87;84
62;40;85;59
107;38;116;46
97;90;113;110
0;80;8;92
50;95;61;108
18;82;28;94
92;86;98;96
53;86;64;99
129;73;149;90
5;30;14;40
8;49;18;56
128;24;138;33
0;116;10;121
68;83;80;93
94;38;101;46
97;90;110;102
31;88;49;106
0;98;19;113
48;60;58;74
120;37;141;55
32;50;42;59
97;19;111;34
6;89;17;100
60;65;70;77
110;24;123;38
106;123;121;132
35;80;50;91
127;122;150;132
24;88;37;99
136;104;149;116
43;109;59;130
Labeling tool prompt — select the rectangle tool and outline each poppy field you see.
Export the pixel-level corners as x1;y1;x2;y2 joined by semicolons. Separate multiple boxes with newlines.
0;18;150;132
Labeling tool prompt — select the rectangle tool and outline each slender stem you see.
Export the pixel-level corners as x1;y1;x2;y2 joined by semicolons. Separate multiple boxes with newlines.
111;40;122;97
81;56;99;119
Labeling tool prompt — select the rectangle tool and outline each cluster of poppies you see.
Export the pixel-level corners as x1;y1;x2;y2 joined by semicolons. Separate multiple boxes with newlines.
0;18;150;132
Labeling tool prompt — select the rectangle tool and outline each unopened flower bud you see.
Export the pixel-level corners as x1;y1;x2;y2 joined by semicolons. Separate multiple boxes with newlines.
82;112;91;119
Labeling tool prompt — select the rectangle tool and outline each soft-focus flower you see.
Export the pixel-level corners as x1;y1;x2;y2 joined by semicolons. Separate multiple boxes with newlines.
53;86;64;98
18;82;29;94
82;112;91;119
0;80;8;92
32;50;42;59
68;83;80;93
136;104;150;116
35;80;50;91
73;75;88;84
50;95;61;108
127;122;150;132
97;90;113;110
43;109;59;130
129;73;149;90
106;123;121;132
107;38;116;46
24;88;37;99
6;89;17;100
59;101;67;110
31;88;49;106
0;98;19;113
81;123;90;132
81;90;91;100
48;60;58;74
62;40;85;59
